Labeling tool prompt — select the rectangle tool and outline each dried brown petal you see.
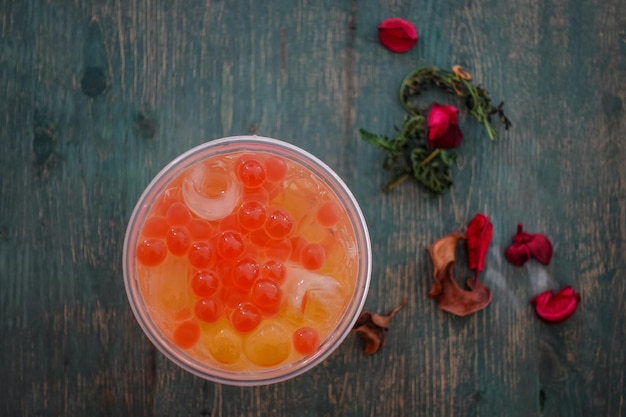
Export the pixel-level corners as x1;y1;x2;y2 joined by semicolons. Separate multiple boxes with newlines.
426;232;464;279
353;313;384;355
426;232;492;316
353;297;407;355
429;262;492;316
452;65;472;80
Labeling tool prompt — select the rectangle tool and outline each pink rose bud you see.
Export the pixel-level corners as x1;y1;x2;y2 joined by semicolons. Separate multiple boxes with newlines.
426;102;464;149
378;18;418;53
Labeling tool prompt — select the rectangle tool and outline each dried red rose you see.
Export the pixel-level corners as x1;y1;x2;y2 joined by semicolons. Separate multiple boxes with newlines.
426;231;492;316
531;286;580;323
377;18;418;53
426;103;464;149
505;224;553;266
353;297;407;354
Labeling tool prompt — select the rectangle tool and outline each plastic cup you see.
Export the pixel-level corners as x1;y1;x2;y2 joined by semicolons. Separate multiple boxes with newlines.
123;136;371;386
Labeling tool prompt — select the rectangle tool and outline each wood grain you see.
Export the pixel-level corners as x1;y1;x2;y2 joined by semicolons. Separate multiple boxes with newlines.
1;0;625;416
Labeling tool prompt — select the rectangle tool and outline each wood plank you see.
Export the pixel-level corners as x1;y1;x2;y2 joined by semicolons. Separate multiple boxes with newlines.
0;0;624;415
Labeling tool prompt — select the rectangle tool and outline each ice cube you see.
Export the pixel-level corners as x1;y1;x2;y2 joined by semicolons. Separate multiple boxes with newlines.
183;162;241;221
282;266;347;325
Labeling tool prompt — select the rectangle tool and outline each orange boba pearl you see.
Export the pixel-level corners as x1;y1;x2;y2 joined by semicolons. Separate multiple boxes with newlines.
194;298;222;323
261;260;286;284
142;216;169;238
251;279;283;313
315;201;342;228
190;270;220;298
232;257;260;291
264;156;287;182
188;218;214;241
235;157;266;189
265;209;294;239
216;231;245;260
292;327;320;355
136;238;167;266
166;201;192;226
173;321;201;349
300;243;325;270
166;226;192;256
230;302;262;333
188;241;215;269
237;201;267;231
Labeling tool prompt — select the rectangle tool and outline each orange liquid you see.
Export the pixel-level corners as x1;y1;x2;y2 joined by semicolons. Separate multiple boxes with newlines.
135;151;358;371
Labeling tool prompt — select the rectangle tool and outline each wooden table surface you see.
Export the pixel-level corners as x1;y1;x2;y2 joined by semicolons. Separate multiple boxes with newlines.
2;0;625;416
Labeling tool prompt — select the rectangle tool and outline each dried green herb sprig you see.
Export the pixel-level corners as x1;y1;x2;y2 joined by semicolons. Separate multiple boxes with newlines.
360;122;458;194
361;65;511;195
400;66;511;139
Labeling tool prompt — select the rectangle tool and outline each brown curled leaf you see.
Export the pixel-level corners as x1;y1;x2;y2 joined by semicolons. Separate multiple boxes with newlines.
426;231;464;280
353;297;407;355
352;318;383;354
426;232;492;316
429;261;492;316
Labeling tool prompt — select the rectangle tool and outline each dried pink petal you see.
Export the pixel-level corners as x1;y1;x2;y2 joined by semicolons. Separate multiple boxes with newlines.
377;18;418;53
466;213;493;277
525;233;553;265
505;224;553;266
531;286;580;323
426;103;464;149
504;243;531;267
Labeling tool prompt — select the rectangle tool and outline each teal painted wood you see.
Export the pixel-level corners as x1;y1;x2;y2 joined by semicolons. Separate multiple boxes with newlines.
0;0;625;416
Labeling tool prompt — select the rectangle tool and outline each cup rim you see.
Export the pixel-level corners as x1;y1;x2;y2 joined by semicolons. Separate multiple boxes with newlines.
123;135;372;386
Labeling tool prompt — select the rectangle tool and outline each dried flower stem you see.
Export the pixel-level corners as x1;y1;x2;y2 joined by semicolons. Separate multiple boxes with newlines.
420;148;441;166
382;173;410;193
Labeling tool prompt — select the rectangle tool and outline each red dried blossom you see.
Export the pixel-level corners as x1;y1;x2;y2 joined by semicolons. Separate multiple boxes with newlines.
505;224;553;266
377;18;418;53
531;286;580;323
426;103;464;149
466;213;493;278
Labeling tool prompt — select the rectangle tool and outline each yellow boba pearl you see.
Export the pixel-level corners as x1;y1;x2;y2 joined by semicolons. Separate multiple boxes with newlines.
207;328;242;364
243;322;291;367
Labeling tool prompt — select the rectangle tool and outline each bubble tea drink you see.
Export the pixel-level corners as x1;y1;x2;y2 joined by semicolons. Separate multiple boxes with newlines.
123;136;371;385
